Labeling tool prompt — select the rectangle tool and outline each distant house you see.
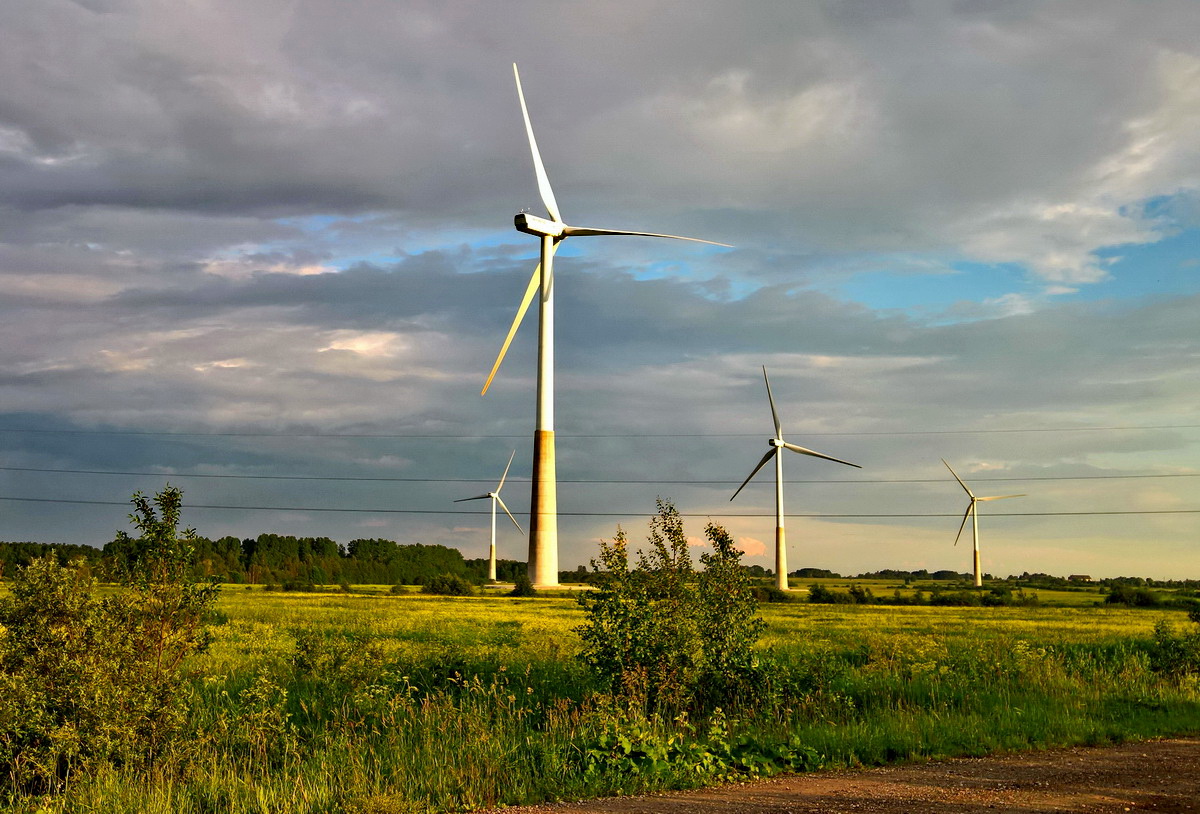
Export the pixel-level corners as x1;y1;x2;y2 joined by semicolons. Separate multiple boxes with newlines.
1068;574;1093;583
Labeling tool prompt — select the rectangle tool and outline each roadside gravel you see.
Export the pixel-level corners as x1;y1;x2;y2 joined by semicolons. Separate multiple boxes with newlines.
484;737;1200;813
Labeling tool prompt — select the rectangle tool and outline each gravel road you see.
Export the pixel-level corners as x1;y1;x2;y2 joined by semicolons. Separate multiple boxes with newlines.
485;737;1199;813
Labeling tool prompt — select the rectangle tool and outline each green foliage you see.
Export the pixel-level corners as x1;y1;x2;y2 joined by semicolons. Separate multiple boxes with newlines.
0;487;217;799
421;573;476;596
576;500;765;713
1149;616;1200;675
751;584;796;603
808;583;1039;607
577;707;824;786
508;573;537;597
1106;585;1163;607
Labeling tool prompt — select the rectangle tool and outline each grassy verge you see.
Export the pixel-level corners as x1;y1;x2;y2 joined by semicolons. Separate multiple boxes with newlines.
11;594;1200;813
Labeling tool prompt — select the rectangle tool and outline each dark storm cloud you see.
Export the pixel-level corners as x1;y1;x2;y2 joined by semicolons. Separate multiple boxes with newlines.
0;1;1196;576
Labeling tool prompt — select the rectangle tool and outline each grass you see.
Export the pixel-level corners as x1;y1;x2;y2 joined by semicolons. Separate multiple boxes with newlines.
7;588;1200;813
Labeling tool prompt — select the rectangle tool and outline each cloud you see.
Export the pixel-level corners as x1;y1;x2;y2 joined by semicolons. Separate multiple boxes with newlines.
736;536;767;558
0;2;1195;579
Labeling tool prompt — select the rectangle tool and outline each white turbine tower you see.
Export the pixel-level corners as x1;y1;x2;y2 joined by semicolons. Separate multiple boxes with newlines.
482;64;729;587
731;366;860;591
942;458;1025;588
454;450;523;583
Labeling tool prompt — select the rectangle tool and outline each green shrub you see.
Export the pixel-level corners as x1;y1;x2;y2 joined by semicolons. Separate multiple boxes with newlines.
508;573;537;597
421;573;475;596
576;500;765;713
1105;585;1161;607
807;584;855;604
1149;618;1200;675
0;487;217;798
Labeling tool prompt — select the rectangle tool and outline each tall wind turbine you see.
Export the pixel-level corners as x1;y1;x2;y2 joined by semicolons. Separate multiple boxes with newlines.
731;366;860;591
455;450;523;583
942;458;1025;588
482;64;729;587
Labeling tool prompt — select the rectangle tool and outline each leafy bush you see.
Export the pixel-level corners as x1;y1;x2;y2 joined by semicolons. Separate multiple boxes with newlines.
1149;617;1200;675
0;487;217;798
577;707;823;785
751;584;795;603
576;500;765;712
421;573;475;596
1105;585;1161;607
807;584;859;604
508;573;537;597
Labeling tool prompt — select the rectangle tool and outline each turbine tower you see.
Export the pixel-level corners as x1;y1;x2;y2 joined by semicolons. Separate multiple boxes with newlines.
454;450;523;582
483;64;729;587
942;458;1025;588
731;366;860;591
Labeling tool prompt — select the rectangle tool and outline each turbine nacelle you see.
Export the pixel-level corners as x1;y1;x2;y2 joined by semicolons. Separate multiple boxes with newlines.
769;437;784;448
515;213;565;238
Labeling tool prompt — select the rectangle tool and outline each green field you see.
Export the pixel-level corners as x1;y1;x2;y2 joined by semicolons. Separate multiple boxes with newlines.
6;584;1200;814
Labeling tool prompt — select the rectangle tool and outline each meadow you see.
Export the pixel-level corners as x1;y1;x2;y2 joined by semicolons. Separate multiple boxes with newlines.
12;584;1197;814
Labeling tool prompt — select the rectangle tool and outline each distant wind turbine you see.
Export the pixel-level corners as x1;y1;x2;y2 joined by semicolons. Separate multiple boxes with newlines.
482;63;729;587
942;458;1025;588
731;366;861;591
455;450;523;583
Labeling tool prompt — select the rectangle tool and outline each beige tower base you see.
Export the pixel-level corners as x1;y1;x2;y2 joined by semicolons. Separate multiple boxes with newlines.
528;429;559;587
775;526;789;591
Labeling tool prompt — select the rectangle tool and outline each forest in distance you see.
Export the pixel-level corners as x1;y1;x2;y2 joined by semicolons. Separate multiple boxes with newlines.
2;536;1197;597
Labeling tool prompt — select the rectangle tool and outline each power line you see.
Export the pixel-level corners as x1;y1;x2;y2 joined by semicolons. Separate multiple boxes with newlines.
0;423;1197;439
0;465;1195;485
0;494;1196;518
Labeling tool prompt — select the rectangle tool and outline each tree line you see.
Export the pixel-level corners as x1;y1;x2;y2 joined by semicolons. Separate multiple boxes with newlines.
0;536;528;586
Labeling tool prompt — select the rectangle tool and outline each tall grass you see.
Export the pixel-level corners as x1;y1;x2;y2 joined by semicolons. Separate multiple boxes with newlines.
13;592;1200;813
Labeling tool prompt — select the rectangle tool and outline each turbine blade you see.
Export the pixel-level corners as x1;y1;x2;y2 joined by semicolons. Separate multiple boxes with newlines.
513;64;561;223
482;247;555;395
496;449;517;492
953;502;973;546
454;494;490;503
977;494;1026;501
496;495;524;534
762;366;781;439
781;442;861;468
559;225;731;247
731;449;776;501
942;458;975;499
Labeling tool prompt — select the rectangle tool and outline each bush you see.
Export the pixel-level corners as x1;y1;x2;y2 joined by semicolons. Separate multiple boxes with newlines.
1150;617;1200;675
0;487;217;798
751;584;795;603
576;500;765;712
1105;585;1161;607
421;573;475;596
508;573;537;597
807;584;855;604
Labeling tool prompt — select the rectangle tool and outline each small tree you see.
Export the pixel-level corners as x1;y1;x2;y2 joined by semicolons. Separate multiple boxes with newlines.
421;573;475;596
508;573;538;597
694;522;767;706
576;500;765;712
0;486;217;797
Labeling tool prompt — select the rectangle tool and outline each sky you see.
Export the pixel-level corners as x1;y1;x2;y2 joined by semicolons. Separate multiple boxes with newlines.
0;0;1196;581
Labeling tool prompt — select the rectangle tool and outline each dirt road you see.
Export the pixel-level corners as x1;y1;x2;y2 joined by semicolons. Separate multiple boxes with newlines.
488;738;1200;813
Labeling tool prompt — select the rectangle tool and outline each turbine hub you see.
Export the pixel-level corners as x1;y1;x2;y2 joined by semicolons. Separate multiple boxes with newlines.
769;437;784;447
515;212;565;238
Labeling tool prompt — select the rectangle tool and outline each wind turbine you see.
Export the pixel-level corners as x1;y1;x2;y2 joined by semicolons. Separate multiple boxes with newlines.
731;366;860;591
482;64;729;587
454;450;523;583
942;458;1025;588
